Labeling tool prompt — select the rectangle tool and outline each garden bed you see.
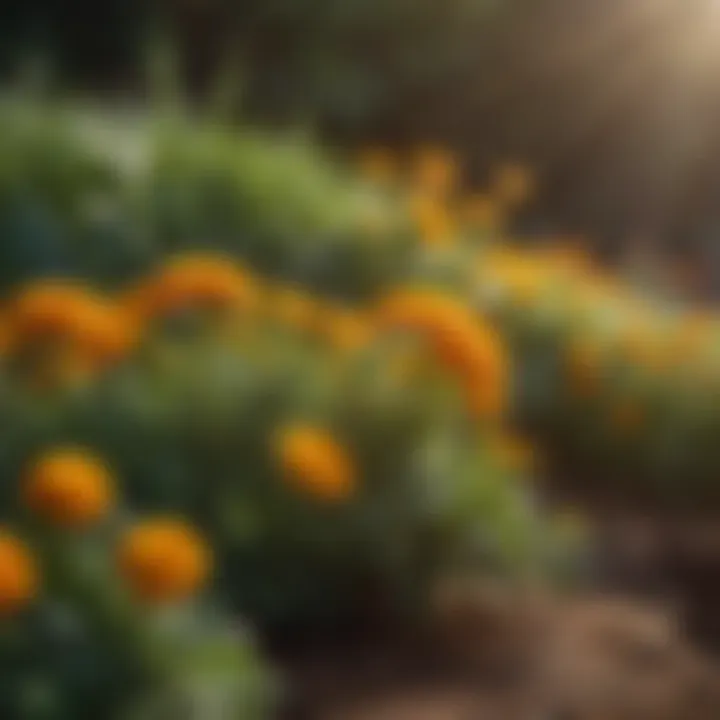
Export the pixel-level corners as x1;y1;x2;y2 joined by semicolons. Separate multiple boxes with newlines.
276;584;720;720
541;464;720;653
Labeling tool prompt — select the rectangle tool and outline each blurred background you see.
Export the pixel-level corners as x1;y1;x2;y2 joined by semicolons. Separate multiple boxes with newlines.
6;0;720;272
2;1;720;718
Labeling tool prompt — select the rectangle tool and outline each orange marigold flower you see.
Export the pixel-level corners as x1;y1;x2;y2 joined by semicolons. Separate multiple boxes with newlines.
412;147;460;196
134;254;256;320
117;518;212;604
24;448;115;529
78;302;138;364
7;282;135;365
275;425;356;502
463;325;509;421
377;289;508;419
376;287;455;336
0;530;38;614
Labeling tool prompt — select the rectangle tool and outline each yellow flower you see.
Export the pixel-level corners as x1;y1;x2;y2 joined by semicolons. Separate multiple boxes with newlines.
412;147;460;196
357;147;395;185
275;425;356;502
491;163;535;207
481;249;548;307
132;253;256;320
118;518;212;604
24;448;115;529
0;530;38;615
408;193;457;246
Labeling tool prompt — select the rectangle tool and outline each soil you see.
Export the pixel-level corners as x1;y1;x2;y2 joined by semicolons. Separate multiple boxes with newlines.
542;468;720;653
276;584;720;719
274;481;720;720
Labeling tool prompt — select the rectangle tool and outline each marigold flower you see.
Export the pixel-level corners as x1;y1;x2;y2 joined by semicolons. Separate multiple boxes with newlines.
0;530;38;614
133;254;256;320
275;425;356;502
7;281;135;365
377;289;508;419
464;337;509;420
117;518;212;603
24;448;115;529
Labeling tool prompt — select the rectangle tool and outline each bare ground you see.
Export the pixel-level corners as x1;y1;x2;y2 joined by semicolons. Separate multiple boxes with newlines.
277;580;720;719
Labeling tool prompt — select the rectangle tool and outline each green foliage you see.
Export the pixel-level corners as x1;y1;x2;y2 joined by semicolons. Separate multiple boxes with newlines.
0;99;415;298
0;100;581;720
0;517;273;720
